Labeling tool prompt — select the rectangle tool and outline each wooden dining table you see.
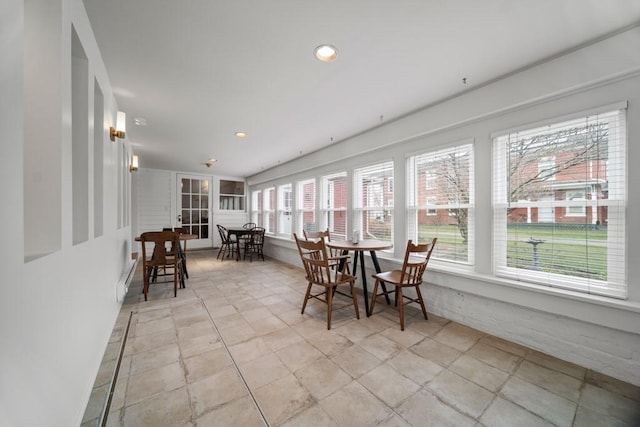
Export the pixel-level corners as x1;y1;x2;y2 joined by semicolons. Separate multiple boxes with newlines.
225;227;257;261
327;239;393;317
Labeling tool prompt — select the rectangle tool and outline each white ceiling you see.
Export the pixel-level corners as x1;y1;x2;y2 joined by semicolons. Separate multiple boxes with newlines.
83;0;640;178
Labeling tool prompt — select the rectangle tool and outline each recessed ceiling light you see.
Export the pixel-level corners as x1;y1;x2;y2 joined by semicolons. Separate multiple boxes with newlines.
314;44;337;62
235;131;247;138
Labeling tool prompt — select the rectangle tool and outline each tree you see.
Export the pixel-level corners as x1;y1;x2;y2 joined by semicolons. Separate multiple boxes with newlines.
507;122;608;203
419;121;609;243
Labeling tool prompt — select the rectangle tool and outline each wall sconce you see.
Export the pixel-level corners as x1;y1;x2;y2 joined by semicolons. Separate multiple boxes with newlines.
129;154;139;172
110;111;126;141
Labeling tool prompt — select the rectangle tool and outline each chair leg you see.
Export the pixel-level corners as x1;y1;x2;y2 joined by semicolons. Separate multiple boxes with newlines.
369;279;380;314
350;281;360;319
178;262;184;289
301;282;313;314
173;264;178;298
397;287;405;331
326;285;333;330
143;266;150;301
414;285;428;320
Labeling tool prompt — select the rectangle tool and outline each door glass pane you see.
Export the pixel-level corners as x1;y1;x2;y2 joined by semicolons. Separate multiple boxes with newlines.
192;194;200;209
182;178;190;193
182;195;190;208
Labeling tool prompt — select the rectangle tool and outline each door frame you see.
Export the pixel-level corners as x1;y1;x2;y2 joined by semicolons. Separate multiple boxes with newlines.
176;173;213;249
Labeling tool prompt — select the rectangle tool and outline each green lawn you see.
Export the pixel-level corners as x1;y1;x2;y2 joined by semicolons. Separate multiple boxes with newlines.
418;224;608;279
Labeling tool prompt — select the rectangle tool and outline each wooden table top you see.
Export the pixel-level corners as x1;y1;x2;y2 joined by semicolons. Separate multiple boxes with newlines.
327;239;393;251
135;233;198;242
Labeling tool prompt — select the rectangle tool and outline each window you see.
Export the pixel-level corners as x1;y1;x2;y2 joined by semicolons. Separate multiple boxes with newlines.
407;143;474;264
426;197;437;216
296;179;316;236
425;171;436;189
219;180;245;210
320;172;348;240
354;161;394;242
251;190;262;226
538;156;556;181
277;183;292;237
565;190;586;216
493;106;626;298
262;187;276;234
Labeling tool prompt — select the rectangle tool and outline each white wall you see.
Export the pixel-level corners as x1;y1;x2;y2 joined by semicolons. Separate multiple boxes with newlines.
134;169;248;249
1;1;135;425
249;26;640;386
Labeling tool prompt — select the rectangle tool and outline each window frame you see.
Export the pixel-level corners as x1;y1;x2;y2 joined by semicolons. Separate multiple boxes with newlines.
320;171;348;240
262;187;276;234
251;190;262;227
277;183;293;237
353;160;394;244
296;178;316;236
492;105;627;298
407;141;475;266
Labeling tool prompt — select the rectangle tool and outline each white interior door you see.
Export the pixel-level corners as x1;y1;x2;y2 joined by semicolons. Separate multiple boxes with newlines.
177;174;212;248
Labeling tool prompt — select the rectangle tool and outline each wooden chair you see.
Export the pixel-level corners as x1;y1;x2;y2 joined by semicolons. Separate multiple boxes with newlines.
239;222;257;250
369;238;437;330
294;234;360;330
304;228;350;273
216;224;237;261
140;231;184;301
244;227;265;262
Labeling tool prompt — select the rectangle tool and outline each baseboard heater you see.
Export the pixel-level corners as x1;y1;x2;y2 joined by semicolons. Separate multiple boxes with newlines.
117;257;139;302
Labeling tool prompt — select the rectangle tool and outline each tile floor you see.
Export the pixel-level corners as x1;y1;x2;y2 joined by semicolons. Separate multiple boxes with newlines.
83;250;640;426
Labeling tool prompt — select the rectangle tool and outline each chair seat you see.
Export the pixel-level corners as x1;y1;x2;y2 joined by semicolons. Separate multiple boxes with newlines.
372;270;419;286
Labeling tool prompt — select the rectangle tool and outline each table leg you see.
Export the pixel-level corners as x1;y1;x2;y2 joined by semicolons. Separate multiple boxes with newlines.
180;242;189;279
369;251;391;306
236;238;241;261
358;251;373;317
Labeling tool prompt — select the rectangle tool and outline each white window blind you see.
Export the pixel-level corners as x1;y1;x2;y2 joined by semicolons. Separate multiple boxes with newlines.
493;107;626;298
296;178;316;235
407;142;474;264
277;183;292;237
251;190;262;226
354;161;394;242
321;172;348;240
262;187;275;234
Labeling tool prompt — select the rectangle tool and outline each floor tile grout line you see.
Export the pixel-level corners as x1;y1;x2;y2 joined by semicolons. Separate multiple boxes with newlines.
197;295;270;427
99;310;134;427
